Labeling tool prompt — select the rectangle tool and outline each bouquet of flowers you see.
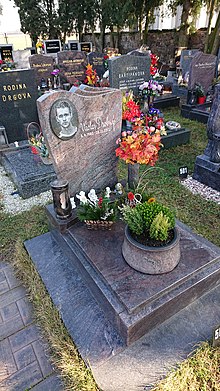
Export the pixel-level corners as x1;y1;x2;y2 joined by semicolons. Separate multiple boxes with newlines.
75;187;118;225
122;91;141;122
150;53;159;76
0;59;16;71
29;133;49;158
139;80;163;97
84;64;99;86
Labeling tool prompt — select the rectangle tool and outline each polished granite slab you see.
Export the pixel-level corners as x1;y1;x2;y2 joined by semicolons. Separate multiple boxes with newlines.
43;206;220;345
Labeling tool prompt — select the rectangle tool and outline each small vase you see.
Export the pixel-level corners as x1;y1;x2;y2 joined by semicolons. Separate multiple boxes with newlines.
128;163;139;189
197;96;206;104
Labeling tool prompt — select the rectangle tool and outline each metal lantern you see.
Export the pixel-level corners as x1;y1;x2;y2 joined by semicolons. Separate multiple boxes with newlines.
51;179;72;219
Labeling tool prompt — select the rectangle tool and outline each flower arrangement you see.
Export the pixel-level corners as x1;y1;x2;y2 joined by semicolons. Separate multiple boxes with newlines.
0;59;16;71
36;40;44;49
139;80;163;97
119;193;176;245
84;64;99;86
29;133;49;158
122;91;141;122
150;53;159;76
75;187;118;225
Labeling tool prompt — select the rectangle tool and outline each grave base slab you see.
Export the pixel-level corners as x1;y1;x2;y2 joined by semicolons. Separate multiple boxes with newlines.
154;94;180;109
193;154;220;192
161;128;191;149
1;147;56;198
24;215;220;390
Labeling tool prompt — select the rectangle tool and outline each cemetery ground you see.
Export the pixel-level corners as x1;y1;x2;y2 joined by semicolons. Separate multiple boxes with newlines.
0;108;220;391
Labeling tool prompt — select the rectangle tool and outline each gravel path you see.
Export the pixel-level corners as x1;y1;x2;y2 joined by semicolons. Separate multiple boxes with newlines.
181;176;220;205
0;166;219;216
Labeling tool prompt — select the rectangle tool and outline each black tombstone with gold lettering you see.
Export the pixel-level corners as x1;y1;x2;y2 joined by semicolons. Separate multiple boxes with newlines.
0;69;39;143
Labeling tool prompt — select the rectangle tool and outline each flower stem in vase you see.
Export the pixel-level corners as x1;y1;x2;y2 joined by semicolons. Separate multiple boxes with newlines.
128;163;139;189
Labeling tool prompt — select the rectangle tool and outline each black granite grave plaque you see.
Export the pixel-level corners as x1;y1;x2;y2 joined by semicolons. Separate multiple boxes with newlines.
108;54;151;94
0;45;13;61
57;51;88;84
180;49;199;79
29;54;54;87
44;40;61;54
0;69;39;143
80;42;92;53
88;52;106;78
68;41;79;51
188;52;217;94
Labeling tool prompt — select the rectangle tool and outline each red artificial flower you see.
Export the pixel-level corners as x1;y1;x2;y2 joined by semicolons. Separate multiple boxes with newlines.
127;192;135;201
98;197;103;207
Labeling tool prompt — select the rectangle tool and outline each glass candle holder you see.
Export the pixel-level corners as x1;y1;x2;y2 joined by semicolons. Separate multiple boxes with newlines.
51;179;72;219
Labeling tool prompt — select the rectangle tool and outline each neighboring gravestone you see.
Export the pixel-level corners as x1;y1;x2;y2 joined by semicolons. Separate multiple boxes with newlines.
44;40;61;55
0;44;13;61
68;41;79;51
88;52;106;78
180;49;199;79
108;54;151;93
188;52;217;94
29;54;54;87
0;69;39;143
57;51;88;84
37;88;122;194
80;42;92;53
13;49;31;69
193;83;220;191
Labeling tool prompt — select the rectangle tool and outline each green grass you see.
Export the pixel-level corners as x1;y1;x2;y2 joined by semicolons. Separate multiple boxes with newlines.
0;107;219;390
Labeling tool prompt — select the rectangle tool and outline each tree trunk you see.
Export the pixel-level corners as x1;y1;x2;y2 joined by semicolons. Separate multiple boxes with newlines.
204;0;216;53
210;11;220;55
100;23;106;51
91;30;96;51
142;12;150;44
178;0;192;47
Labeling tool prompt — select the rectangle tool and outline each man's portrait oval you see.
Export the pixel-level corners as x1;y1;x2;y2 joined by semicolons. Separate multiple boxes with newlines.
49;99;78;140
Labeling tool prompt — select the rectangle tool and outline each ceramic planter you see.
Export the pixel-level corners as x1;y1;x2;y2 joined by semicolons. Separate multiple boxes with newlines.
197;96;206;104
122;226;181;274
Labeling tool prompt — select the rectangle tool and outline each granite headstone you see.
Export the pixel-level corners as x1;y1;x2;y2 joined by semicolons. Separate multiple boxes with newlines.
68;41;79;51
79;42;92;53
37;88;122;195
88;52;106;78
57;51;88;84
193;83;220;191
108;54;151;93
0;69;39;143
0;45;13;61
13;49;31;69
180;49;199;79
29;54;54;87
188;52;217;94
44;40;61;54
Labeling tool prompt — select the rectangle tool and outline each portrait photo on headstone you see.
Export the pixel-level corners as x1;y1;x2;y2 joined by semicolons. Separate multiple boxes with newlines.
49;99;78;140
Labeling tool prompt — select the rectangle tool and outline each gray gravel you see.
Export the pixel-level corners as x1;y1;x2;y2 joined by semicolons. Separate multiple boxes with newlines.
181;176;220;205
0;166;52;215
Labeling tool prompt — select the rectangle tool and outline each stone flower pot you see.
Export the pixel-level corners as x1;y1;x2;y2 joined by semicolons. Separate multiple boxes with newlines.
122;226;181;274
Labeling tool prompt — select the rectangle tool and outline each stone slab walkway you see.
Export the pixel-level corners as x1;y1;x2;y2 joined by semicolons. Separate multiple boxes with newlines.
0;261;64;391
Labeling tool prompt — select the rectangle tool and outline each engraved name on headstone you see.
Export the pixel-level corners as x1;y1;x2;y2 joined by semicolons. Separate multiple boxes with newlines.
108;54;151;94
80;42;92;53
57;51;88;85
188;52;217;94
0;69;39;143
29;54;54;87
37;87;122;194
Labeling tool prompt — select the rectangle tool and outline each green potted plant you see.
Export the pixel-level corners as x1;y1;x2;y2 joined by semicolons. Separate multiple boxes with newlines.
194;83;206;104
119;193;180;274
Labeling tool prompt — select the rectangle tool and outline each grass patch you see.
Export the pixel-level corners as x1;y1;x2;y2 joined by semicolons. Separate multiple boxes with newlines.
13;241;99;391
0;107;219;390
151;342;220;391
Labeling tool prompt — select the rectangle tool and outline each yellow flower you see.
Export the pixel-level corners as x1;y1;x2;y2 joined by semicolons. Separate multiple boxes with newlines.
148;197;156;203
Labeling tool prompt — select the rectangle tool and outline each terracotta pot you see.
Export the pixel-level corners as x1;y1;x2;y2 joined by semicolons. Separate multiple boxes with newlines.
197;96;206;104
122;226;181;274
